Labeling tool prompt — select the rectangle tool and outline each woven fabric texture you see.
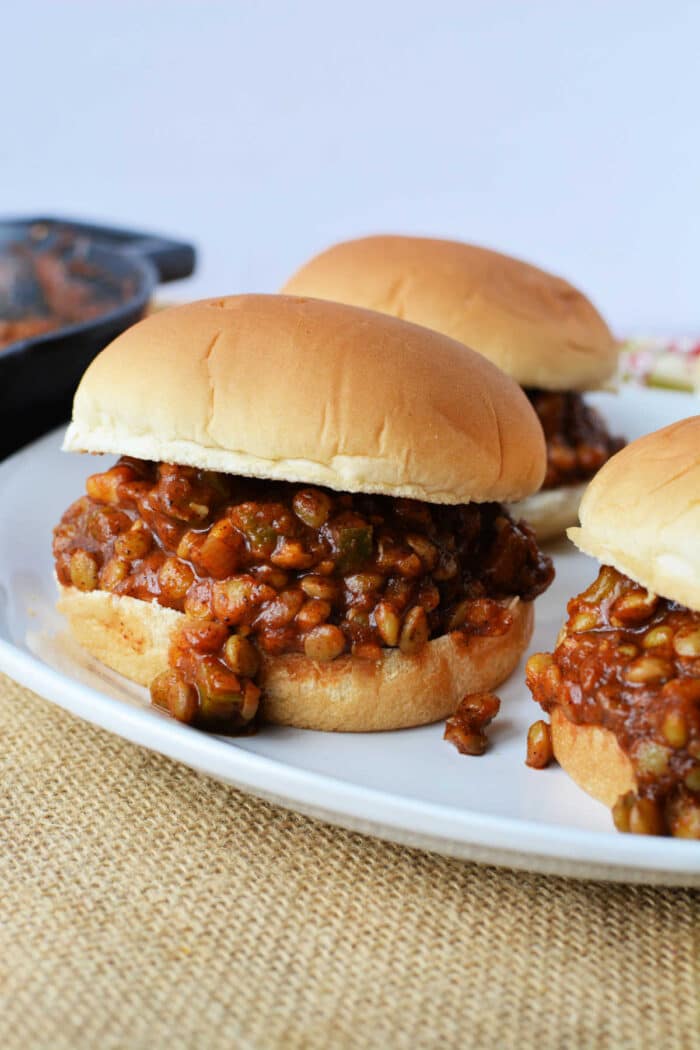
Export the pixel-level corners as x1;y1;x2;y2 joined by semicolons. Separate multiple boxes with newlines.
1;672;698;1050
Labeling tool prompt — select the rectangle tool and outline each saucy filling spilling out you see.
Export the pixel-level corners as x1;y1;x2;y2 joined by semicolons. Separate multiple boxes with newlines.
524;389;624;490
526;565;700;838
54;458;554;733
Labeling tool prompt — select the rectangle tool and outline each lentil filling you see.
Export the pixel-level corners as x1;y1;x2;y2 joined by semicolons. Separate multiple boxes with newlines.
526;565;700;837
524;390;624;489
54;458;554;733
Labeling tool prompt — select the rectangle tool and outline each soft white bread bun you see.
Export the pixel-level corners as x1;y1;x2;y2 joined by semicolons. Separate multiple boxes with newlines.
568;417;700;611
281;236;618;392
507;482;587;543
57;587;534;732
63;293;546;505
550;707;635;807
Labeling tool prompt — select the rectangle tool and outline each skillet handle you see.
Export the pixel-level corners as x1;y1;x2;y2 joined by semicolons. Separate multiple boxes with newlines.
23;217;197;284
117;234;196;283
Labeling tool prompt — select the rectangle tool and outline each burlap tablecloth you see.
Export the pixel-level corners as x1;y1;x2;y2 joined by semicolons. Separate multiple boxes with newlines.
1;672;698;1050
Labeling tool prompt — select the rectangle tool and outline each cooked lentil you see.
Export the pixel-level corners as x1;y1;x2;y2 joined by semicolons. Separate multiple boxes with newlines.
525;719;554;768
444;692;501;755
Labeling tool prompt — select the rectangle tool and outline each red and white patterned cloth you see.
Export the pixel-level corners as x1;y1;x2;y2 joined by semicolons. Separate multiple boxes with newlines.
618;336;700;392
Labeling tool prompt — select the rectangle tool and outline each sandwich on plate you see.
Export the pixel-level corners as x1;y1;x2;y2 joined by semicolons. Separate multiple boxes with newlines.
53;294;553;734
526;418;700;837
282;235;623;540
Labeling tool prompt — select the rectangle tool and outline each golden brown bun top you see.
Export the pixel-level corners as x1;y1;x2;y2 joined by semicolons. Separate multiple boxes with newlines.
568;417;700;610
281;236;618;391
64;294;546;504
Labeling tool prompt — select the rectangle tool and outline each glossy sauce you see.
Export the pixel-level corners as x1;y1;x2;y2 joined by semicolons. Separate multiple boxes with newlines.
54;458;554;733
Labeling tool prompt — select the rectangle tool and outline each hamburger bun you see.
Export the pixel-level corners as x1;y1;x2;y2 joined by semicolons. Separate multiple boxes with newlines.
568;417;700;611
63;293;546;505
281;236;618;391
58;586;534;732
549;707;636;807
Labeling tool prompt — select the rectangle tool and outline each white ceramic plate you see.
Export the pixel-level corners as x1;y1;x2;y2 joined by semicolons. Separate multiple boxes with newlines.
2;387;699;885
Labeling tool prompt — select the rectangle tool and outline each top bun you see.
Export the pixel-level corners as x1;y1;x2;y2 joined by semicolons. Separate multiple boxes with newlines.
282;236;618;391
568;417;700;610
64;294;546;505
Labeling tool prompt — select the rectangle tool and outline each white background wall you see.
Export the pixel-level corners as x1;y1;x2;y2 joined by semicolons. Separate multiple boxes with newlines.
3;1;698;333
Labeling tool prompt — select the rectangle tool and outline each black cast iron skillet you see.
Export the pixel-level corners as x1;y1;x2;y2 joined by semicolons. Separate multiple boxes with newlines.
0;216;196;458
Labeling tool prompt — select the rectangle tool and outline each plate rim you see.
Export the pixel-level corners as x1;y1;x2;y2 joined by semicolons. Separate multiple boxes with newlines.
3;625;700;884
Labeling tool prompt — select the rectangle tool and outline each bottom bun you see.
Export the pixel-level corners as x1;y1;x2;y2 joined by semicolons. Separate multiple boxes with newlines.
57;586;534;732
507;482;587;543
550;706;636;807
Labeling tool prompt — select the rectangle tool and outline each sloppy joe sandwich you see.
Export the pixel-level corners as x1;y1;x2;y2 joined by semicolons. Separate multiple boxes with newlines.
526;418;700;837
54;294;553;734
282;235;624;540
